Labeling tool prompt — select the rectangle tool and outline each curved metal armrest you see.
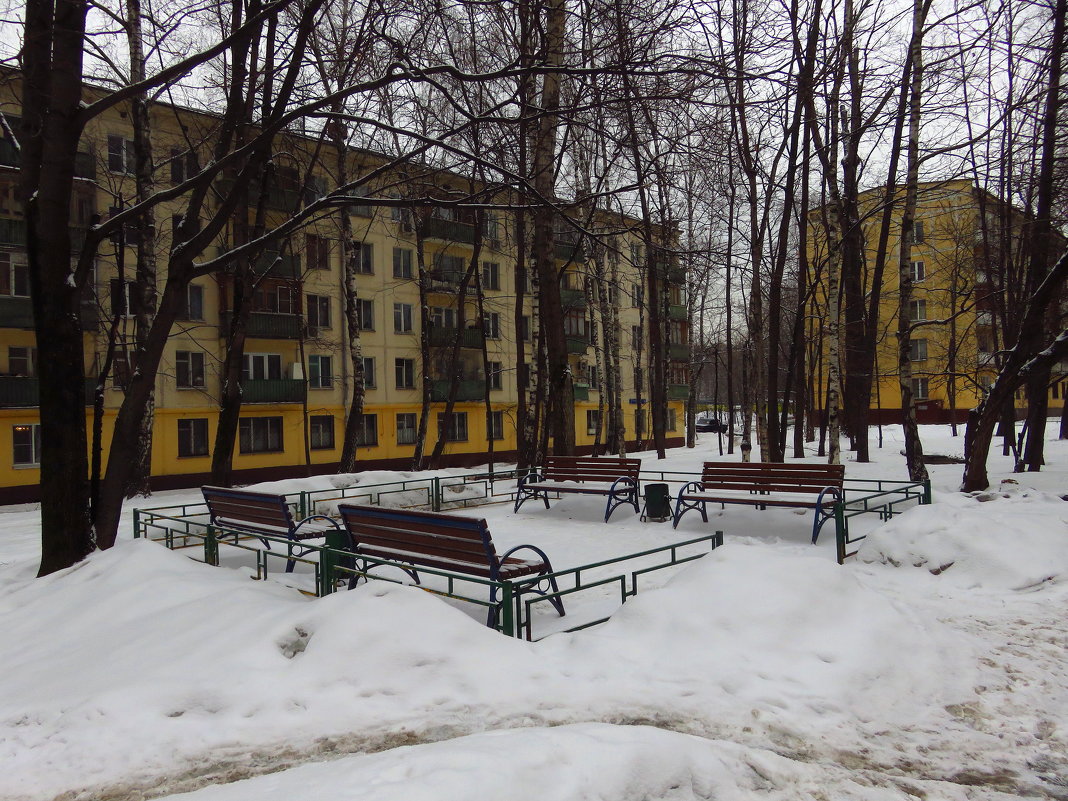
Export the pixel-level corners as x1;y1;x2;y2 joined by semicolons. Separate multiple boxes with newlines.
498;542;555;568
609;475;637;494
815;486;841;507
517;471;544;490
677;480;704;499
294;514;342;535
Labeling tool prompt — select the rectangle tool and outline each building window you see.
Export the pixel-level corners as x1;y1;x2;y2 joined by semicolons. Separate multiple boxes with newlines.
357;298;374;330
8;346;36;377
362;356;375;388
308;354;333;388
632;325;643;350
482;261;500;290
310;415;335;450
175;350;205;388
110;278;139;317
0;252;29;297
912;378;929;401
107;134;135;175
912;221;925;244
909;339;928;361
393;247;413;279
395;358;415;389
12;423;41;467
181;284;204;321
307;294;331;329
631;283;643;307
489;410;505;441
908;300;927;322
170;147;198;185
253;283;298;314
667;409;677;432
438;412;468;442
239;416;283;453
355;413;378;446
355;242;373;274
910;260;926;282
488;361;502;391
394;302;413;333
307;234;330;271
520;315;530;341
607;284;619;305
483;312;501;339
585;363;599;389
243;353;282;381
587;409;601;436
112;352;132;389
396;412;418;445
430;305;458;329
177;418;209;457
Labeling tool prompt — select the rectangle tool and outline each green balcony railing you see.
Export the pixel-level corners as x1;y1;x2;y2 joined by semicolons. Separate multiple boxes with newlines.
0;376;98;407
666;265;686;284
424;217;476;244
668;343;691;361
427;269;464;289
256;251;301;278
554;238;584;262
242;378;307;404
573;383;590;402
219;311;302;339
428;326;484;349
668;304;687;321
566;336;591;355
0;296;34;328
560;288;586;309
429;379;486;402
668;384;689;401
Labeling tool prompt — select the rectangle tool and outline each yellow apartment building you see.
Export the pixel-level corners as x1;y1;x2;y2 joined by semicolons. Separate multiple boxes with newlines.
0;80;689;502
808;178;1067;425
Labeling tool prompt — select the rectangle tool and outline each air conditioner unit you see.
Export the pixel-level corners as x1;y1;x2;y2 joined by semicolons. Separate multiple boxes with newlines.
290;363;304;380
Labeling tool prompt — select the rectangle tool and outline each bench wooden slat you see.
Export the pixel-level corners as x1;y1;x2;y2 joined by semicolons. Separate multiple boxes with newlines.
516;456;642;522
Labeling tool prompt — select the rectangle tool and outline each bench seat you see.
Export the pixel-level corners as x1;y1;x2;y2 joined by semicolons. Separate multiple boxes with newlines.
338;504;565;628
514;456;641;522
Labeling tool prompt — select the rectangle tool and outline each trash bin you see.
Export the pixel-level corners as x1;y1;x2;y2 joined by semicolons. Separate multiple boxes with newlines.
642;482;672;523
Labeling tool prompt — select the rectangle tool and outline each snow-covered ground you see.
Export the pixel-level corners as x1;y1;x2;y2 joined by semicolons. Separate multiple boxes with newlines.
1;425;1066;801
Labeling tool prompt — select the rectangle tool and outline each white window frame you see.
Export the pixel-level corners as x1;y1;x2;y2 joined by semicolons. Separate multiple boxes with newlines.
12;423;41;467
308;354;333;389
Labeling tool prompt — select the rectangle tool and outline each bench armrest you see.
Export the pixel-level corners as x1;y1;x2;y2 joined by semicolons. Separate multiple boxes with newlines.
294;514;342;536
676;480;704;499
498;543;555;571
609;475;637;493
517;471;544;490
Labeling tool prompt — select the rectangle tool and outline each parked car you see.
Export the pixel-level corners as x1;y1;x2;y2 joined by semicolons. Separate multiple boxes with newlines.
695;416;727;434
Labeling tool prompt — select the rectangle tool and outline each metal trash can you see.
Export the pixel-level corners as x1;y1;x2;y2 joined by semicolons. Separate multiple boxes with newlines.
642;482;672;523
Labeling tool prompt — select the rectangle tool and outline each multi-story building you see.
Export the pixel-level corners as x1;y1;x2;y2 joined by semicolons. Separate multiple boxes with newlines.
0;80;689;502
807;178;1066;425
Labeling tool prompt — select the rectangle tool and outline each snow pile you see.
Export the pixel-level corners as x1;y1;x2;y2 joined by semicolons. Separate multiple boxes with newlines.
858;489;1068;590
0;536;974;800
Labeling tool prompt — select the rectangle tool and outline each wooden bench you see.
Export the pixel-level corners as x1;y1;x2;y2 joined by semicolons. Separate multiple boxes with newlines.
673;462;845;543
202;486;342;573
513;456;641;522
337;503;565;628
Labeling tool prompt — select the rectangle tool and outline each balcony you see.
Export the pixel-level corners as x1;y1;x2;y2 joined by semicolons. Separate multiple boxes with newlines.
573;383;590;402
219;311;302;339
566;336;591;355
0;377;97;407
668;343;691;361
668;304;687;321
0;296;33;328
668;384;689;401
427;269;465;291
424;217;476;244
242;378;306;404
428;325;484;349
665;264;686;285
560;288;586;310
256;251;301;279
554;237;584;263
429;379;486;402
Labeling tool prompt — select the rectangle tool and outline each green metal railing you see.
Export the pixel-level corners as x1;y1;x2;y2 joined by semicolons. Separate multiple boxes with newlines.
667;384;689;401
833;477;931;564
429;379;487;402
566;336;590;354
573;383;590;402
424;217;476;244
219;311;302;339
560;288;586;309
668;304;687;321
668;343;691;361
427;326;484;349
0;296;34;328
242;378;306;404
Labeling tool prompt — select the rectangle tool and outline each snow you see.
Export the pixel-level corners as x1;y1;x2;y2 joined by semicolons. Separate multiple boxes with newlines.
1;425;1066;801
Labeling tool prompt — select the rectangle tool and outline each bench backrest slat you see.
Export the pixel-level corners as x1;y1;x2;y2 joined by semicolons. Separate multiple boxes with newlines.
543;456;641;484
202;486;296;533
700;462;844;494
338;504;497;569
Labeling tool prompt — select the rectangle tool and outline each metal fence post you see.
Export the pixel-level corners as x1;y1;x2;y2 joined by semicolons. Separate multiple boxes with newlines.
922;479;932;505
500;580;515;637
432;477;441;512
205;526;219;566
133;509;142;539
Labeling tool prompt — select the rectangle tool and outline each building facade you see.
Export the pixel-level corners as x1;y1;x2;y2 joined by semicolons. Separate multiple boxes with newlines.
0;82;689;502
808;178;1067;425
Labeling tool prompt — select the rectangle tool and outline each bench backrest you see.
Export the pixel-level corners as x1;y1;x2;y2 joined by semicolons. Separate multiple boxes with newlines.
542;456;641;484
202;485;297;537
337;504;498;572
700;462;844;495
